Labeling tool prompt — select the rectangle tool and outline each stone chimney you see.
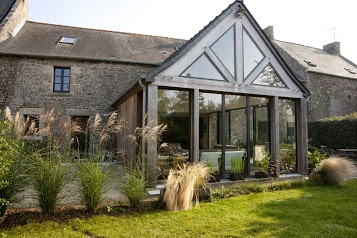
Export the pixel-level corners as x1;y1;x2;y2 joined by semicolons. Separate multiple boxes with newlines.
323;42;340;55
263;26;274;41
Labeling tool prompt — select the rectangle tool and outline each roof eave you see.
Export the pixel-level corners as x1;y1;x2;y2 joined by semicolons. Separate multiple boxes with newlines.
0;52;162;66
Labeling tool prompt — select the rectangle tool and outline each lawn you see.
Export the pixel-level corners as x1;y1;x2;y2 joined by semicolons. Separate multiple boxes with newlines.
2;181;357;238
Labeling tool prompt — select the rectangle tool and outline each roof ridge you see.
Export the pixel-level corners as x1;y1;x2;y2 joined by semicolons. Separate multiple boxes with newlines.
274;39;322;51
26;20;186;41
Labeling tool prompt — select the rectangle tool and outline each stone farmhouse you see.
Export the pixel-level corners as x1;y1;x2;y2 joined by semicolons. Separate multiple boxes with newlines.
0;0;355;179
263;26;357;122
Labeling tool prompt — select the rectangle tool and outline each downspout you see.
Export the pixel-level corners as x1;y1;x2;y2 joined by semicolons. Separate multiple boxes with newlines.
138;76;147;172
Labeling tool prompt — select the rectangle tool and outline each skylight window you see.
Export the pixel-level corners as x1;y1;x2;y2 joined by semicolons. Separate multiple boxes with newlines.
58;36;77;45
344;68;356;74
304;60;316;67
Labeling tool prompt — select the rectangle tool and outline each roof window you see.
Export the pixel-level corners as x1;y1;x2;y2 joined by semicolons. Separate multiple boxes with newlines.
304;60;316;67
344;68;356;74
58;36;77;45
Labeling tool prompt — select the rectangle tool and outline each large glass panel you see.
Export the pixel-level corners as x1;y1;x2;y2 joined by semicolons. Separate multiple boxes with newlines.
279;99;296;173
158;89;190;173
210;26;235;77
243;30;264;79
224;95;248;178
251;97;269;177
199;93;222;175
181;54;225;81
253;64;287;88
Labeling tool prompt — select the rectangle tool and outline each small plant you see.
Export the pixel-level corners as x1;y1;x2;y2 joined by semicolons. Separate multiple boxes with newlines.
308;149;327;172
231;157;245;174
163;163;209;211
317;157;357;186
230;157;245;181
76;160;109;213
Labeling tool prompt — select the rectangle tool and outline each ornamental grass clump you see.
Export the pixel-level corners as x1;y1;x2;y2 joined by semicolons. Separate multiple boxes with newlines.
74;111;125;212
318;157;357;186
76;161;109;213
163;163;210;211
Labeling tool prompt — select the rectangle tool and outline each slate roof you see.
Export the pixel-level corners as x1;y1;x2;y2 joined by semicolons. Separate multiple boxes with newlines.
0;0;16;22
0;21;186;65
274;40;357;80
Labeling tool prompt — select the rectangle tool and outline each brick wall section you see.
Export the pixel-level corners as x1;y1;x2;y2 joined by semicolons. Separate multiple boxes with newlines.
0;0;27;43
0;55;153;115
306;72;357;121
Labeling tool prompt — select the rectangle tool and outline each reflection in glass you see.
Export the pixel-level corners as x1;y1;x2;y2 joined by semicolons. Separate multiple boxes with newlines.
279;99;296;173
211;26;235;77
158;89;190;162
182;54;225;81
253;64;287;88
224;95;247;177
243;30;264;79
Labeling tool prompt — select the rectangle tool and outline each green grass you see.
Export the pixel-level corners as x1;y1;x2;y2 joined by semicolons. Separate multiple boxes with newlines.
3;181;357;238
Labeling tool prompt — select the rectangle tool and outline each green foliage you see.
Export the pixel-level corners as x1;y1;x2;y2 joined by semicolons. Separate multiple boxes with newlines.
230;157;245;174
120;165;147;208
308;112;357;149
308;149;327;171
280;143;296;172
205;161;214;174
0;120;24;216
28;153;68;214
211;180;309;200
76;161;109;213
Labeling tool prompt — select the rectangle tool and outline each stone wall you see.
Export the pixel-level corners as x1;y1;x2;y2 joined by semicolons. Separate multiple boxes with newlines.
0;54;153;116
306;72;357;121
0;0;27;43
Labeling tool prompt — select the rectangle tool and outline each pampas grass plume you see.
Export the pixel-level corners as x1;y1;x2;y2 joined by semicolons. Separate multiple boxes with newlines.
319;157;357;186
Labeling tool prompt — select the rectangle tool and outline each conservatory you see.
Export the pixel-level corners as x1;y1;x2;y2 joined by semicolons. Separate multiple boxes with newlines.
114;1;309;180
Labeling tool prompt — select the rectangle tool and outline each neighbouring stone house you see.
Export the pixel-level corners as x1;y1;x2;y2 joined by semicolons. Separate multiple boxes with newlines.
2;0;354;180
263;26;357;122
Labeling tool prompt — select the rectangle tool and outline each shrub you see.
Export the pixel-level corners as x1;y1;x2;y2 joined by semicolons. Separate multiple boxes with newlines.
318;157;357;186
76;161;109;213
308;113;357;150
163;163;209;211
308;149;327;172
0;111;27;216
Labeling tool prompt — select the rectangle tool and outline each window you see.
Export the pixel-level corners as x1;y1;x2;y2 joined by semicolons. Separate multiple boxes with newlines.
58;36;77;45
53;67;70;92
24;115;39;136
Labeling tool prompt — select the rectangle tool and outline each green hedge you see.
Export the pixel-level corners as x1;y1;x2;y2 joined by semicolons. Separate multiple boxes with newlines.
308;113;357;150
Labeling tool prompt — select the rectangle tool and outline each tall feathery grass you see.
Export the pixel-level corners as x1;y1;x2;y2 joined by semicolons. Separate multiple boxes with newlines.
163;163;210;211
74;111;126;212
120;120;167;208
23;109;70;214
318;157;357;186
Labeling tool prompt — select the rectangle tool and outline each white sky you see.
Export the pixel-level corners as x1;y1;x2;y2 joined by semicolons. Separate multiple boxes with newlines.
28;0;357;64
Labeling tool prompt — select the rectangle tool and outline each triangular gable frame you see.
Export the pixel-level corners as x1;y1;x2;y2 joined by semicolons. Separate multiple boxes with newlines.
145;1;310;98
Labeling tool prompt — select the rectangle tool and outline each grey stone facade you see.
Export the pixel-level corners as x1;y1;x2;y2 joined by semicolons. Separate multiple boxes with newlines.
0;55;153;114
306;72;357;121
